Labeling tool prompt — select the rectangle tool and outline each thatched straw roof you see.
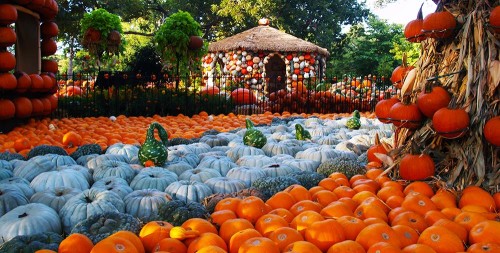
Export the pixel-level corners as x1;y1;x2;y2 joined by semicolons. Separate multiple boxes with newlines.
208;24;329;56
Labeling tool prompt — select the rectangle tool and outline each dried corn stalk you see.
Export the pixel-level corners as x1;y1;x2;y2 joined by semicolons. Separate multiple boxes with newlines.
396;0;499;192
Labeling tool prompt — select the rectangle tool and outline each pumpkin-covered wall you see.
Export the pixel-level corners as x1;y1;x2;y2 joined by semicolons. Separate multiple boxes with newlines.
202;50;327;95
201;20;329;103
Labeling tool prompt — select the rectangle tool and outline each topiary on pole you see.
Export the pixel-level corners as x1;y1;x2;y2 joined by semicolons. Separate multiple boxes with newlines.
80;8;124;70
153;11;206;87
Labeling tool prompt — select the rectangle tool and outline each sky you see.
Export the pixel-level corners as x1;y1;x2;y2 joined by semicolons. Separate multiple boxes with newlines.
366;0;438;25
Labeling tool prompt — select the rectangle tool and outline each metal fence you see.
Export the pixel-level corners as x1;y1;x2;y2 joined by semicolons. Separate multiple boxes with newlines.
54;71;401;118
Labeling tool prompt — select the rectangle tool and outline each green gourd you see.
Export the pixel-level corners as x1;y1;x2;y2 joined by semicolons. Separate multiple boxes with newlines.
346;110;361;130
295;124;311;140
138;122;169;166
243;118;267;148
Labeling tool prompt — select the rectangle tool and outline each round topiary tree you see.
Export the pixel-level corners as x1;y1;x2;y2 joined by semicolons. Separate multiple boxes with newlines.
153;11;206;87
80;8;124;69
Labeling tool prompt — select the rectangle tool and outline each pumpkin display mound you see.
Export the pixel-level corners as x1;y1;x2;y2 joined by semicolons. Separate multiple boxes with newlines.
0;111;499;252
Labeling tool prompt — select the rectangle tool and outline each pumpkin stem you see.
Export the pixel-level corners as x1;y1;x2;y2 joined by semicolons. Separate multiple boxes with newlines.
401;94;413;105
245;118;255;129
402;53;408;68
18;212;28;218
417;2;424;20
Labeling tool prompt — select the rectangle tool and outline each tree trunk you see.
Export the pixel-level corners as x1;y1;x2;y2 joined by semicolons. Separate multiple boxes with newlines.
395;0;499;192
67;37;75;78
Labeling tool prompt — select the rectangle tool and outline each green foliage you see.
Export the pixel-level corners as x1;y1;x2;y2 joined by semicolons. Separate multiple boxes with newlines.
328;15;419;77
80;8;124;40
288;171;325;190
153;11;206;76
80;8;125;57
127;44;163;74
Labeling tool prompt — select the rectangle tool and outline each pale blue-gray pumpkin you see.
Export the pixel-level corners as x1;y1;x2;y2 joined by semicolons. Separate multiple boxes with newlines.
138;122;169;166
243;118;267;148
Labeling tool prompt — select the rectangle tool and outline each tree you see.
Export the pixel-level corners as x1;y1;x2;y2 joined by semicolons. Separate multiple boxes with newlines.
212;0;369;52
328;15;419;77
153;11;206;81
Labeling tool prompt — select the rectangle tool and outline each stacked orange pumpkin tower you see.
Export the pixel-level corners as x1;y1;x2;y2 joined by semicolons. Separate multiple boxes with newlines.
0;1;59;132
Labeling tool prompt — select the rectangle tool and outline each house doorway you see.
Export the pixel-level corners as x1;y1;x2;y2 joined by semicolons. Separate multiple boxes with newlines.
265;55;286;93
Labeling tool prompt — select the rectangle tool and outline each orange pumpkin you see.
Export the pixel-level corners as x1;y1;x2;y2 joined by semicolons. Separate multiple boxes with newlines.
389;97;423;130
229;228;261;253
0;27;16;47
268;227;304;251
459;186;496;212
0;99;15;120
433;219;467;243
110;231;145;253
265;191;296;210
0;4;18;25
238;237;279;253
254;214;288;236
154;238;187;253
367;241;402;253
215;197;242;213
0;72;17;90
327;240;366;253
219;218;254;245
290;211;324;235
58;233;94;253
404;3;426;42
187;233;227;253
484;116;500;146
182;218;218;235
40;21;59;38
356;223;401;250
41;38;58;56
399;153;435;181
391;211;428;234
401;244;437;253
139;221;173;253
13;97;33;118
416;85;451;119
236;196;269;224
282;241;322;253
231;88;256;105
304;219;346;252
90;236;139;253
14;71;32;93
469;220;500;244
432;107;470;139
209;210;237;227
417;226;464;253
392;224;419;248
422;3;457;39
490;6;500;33
62;131;83;148
467;242;500;253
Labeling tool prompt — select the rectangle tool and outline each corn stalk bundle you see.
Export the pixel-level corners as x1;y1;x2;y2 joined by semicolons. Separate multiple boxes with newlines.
397;0;499;192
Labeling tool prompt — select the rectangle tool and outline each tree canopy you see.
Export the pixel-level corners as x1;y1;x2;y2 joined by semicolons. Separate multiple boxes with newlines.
55;0;418;77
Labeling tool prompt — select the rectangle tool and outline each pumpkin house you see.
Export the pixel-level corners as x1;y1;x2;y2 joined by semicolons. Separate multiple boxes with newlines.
202;19;329;99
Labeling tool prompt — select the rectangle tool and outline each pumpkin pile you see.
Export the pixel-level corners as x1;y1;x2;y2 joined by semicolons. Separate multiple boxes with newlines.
0;111;499;252
0;1;60;121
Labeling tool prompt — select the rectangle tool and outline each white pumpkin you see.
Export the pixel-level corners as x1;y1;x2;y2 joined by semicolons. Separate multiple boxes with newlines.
185;143;212;155
13;156;56;182
44;154;77;166
124;189;171;221
0;184;29;217
57;165;93;185
86;154;129;170
165;180;213;203
0;203;62;243
204;177;246;194
226;146;265;162
92;160;136;184
236;155;276;168
91;177;133;199
167;150;200;167
0;177;35;199
281;158;320;172
129;167;178;191
295;146;343;163
197;156;237;176
199;135;230;147
179;168;222;183
261;142;295;157
105;143;140;164
226;166;266;187
164;161;194;176
30;169;89;192
59;188;125;233
261;163;301;177
30;186;82;213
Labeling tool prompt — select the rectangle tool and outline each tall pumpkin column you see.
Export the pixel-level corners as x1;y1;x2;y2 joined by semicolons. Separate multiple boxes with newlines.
0;4;19;122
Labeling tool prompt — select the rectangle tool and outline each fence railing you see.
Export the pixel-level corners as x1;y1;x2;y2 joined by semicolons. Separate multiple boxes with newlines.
54;71;401;118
